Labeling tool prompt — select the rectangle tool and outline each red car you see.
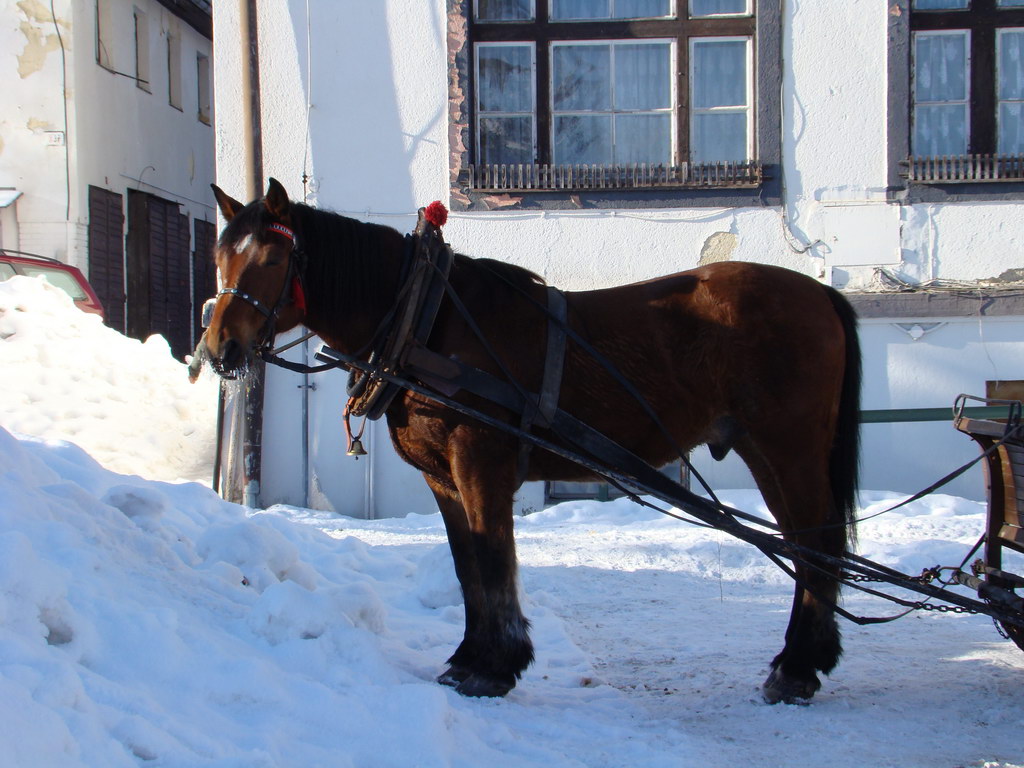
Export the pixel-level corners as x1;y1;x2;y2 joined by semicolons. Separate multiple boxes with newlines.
0;249;105;318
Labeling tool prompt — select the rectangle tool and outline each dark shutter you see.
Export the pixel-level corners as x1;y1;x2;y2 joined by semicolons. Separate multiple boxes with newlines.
192;219;217;345
126;191;193;360
87;186;125;331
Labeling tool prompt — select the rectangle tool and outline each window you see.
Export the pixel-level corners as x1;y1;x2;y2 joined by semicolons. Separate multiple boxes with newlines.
458;0;770;197
907;0;1024;182
134;8;151;91
167;27;182;110
95;0;114;70
197;53;212;124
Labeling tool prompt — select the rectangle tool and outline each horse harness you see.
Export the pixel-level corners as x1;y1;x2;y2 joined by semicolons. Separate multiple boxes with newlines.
257;207;569;474
251;210;1024;636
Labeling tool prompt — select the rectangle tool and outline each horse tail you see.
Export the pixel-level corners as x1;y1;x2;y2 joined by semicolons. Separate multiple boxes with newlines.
824;285;861;549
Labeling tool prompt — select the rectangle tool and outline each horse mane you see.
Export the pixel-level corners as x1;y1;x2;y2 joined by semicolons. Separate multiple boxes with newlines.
287;203;406;332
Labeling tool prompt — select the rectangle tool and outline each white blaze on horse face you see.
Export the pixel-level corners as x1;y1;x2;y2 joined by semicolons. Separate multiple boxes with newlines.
234;233;255;255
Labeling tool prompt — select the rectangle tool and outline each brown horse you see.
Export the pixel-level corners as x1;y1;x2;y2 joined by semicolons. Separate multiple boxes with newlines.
206;179;861;705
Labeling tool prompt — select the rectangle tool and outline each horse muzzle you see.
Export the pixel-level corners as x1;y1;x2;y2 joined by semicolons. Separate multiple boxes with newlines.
211;337;250;378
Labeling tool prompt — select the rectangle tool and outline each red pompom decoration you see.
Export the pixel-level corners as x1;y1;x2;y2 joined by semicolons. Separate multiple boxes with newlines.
424;200;448;228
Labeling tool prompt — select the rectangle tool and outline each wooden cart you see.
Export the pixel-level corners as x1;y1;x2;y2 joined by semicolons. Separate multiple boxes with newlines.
954;395;1024;650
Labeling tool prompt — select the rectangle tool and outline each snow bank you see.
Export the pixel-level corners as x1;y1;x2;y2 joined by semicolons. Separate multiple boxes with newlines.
2;271;1022;767
0;276;218;482
0;426;696;767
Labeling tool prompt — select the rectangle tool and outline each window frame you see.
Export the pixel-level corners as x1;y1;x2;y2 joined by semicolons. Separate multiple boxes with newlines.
448;0;782;209
474;40;539;164
689;34;754;163
890;0;1024;200
134;8;151;92
548;37;678;166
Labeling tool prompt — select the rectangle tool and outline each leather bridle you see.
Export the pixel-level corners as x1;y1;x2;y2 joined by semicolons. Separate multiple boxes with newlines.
216;222;306;354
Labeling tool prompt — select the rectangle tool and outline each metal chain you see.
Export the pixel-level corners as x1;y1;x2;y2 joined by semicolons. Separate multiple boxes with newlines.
912;601;979;615
843;566;942;585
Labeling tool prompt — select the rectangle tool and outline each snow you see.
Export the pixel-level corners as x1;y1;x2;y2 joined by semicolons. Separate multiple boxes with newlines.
1;274;1022;767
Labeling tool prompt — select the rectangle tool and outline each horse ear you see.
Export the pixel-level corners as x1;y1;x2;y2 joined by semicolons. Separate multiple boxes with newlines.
211;184;244;222
263;178;290;219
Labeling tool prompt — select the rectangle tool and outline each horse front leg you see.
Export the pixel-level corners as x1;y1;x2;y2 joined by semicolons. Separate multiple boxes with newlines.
430;432;533;697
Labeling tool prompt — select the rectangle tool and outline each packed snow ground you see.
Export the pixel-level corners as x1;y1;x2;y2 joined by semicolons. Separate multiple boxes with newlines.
1;275;1022;767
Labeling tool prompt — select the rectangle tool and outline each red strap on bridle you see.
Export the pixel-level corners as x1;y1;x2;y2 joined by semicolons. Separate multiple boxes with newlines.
291;275;306;313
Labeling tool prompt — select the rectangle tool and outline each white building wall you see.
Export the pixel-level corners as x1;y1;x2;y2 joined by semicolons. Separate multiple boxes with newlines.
0;0;216;269
213;1;1024;514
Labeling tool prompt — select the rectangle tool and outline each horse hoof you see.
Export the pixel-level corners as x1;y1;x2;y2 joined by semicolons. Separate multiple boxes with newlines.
454;673;515;698
762;668;818;705
437;666;470;688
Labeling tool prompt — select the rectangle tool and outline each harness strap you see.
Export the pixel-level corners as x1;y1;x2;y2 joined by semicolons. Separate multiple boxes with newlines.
346;211;453;421
516;287;568;485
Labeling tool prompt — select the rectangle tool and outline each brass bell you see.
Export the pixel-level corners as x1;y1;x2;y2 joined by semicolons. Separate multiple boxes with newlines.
346;438;367;458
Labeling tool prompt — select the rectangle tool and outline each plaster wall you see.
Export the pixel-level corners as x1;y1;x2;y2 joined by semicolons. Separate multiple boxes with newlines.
0;0;215;270
0;0;75;261
211;0;1024;514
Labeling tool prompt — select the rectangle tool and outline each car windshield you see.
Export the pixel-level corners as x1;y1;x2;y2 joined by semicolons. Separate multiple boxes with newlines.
18;265;89;301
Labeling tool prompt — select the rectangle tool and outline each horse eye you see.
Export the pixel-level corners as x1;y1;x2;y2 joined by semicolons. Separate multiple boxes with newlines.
263;249;286;267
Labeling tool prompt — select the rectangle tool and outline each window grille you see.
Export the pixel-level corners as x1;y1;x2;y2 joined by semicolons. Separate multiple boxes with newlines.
465;161;761;191
903;154;1024;183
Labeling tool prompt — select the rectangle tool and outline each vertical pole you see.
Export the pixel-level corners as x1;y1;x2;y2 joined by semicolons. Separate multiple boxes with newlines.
233;0;265;509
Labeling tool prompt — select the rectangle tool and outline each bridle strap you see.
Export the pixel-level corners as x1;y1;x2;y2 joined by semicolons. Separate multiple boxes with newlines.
217;221;304;348
216;287;275;318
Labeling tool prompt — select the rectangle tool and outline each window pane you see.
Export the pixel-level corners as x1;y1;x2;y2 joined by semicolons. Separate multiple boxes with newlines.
478;46;533;112
914;33;968;102
690;0;749;16
1000;103;1024;153
553;45;611;110
477;0;533;21
551;0;609;19
999;30;1024;100
913;104;968;155
997;0;1024;7
692;40;748;109
692;112;747;162
554;115;612;164
480;116;534;164
0;263;16;280
615;114;671;163
912;0;969;9
551;0;669;19
613;0;671;17
615;44;671;110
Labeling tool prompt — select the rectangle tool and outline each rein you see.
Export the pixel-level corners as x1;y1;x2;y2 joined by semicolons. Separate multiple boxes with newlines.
247;209;1024;632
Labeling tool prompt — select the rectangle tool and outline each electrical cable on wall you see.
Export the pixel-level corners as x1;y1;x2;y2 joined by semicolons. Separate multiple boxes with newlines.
50;0;71;222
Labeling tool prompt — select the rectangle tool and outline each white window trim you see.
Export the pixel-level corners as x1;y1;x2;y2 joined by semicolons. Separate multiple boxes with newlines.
474;41;538;164
550;1;674;22
997;26;1024;153
689;35;754;162
911;28;971;156
549;38;677;165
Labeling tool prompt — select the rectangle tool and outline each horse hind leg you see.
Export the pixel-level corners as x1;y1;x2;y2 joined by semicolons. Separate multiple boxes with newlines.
736;440;847;705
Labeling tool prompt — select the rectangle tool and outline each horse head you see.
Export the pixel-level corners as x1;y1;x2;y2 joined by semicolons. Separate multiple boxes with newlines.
206;178;306;376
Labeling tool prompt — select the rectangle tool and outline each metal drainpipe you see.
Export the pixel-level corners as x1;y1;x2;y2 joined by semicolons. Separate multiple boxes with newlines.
238;0;265;509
